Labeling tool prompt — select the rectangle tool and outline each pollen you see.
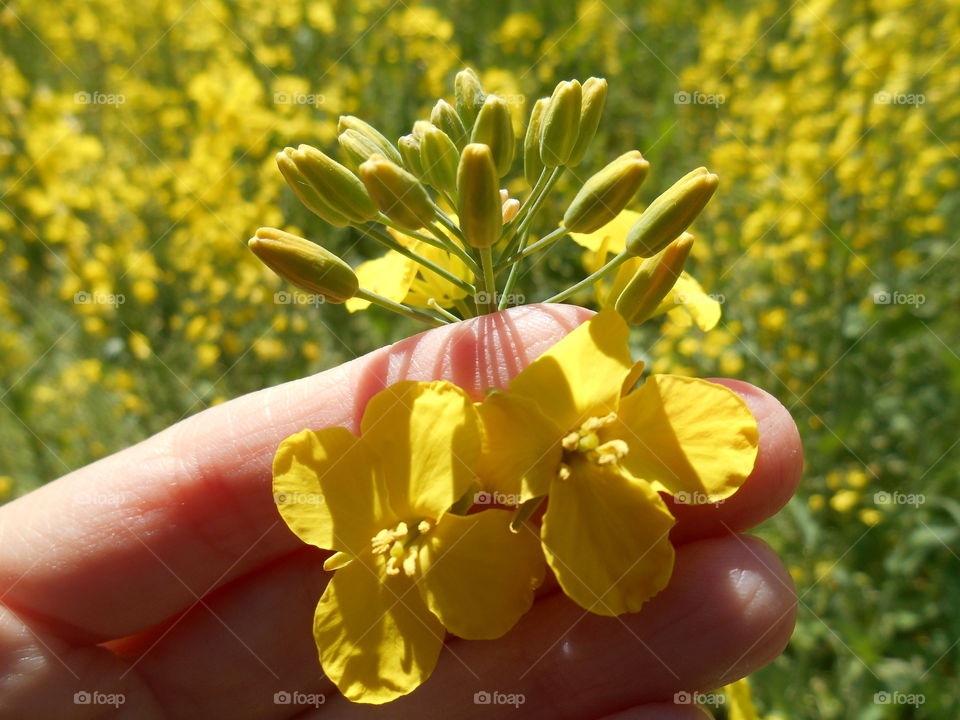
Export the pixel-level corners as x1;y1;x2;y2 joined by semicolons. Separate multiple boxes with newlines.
559;412;626;470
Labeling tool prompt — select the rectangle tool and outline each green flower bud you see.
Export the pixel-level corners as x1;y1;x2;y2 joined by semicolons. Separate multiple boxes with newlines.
562;151;650;233
524;98;549;187
625;170;718;257
337;115;403;165
358;154;436;229
457;143;502;248
411;120;435;139
338;129;382;169
614;233;694;324
276;149;351;228
419;124;460;197
430;98;468;150
290;145;379;224
248;227;359;304
455;68;485;130
567;77;608;166
540;80;582;168
397;134;424;177
470;95;515;177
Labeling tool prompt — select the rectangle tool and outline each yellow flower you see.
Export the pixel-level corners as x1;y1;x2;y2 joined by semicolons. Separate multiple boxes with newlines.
345;226;472;312
569;211;722;330
477;310;759;615
273;381;544;703
724;677;761;720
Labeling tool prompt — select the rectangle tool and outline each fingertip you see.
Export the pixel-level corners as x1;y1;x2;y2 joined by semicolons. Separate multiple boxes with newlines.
669;379;803;543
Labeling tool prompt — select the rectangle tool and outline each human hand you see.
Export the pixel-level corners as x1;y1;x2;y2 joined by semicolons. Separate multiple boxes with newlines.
0;304;801;719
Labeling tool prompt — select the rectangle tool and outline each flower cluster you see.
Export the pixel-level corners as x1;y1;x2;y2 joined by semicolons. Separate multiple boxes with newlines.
274;310;759;703
249;68;723;325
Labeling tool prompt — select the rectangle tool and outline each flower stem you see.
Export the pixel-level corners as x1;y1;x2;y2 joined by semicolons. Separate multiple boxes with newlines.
355;289;445;326
545;249;633;303
478;246;497;313
427;298;461;322
358;224;474;294
495;225;568;272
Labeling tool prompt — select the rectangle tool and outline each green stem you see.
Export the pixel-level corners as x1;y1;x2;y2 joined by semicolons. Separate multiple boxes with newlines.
545;250;633;304
358;224;475;294
427;298;461;323
498;167;563;261
376;215;477;273
428;222;480;274
432;205;465;243
356;289;445;326
495;225;569;272
454;297;475;319
497;228;528;310
478;246;497;313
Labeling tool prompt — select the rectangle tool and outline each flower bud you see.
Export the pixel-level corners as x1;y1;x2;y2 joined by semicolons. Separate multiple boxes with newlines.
455;68;486;130
614;233;694;324
248;227;359;304
523;98;549;186
338;129;383;169
562;151;650;233
431;99;468;150
457;143;502;248
358;154;436;229
290;145;379;224
539;80;582;168
337;115;403;165
397;134;424;177
625;171;718;257
567;77;608;166
419;124;460;196
470;95;515;177
276;149;351;227
502;197;520;223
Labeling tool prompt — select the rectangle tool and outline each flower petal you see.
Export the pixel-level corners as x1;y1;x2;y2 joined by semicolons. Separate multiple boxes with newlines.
476;391;561;501
540;461;675;616
345;251;417;312
314;558;444;704
361;380;481;520
654;271;721;330
613;374;759;501
273;427;390;553
508;309;633;433
417;509;545;639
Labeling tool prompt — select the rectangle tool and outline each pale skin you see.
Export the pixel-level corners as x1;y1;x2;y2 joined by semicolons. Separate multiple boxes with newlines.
0;304;803;719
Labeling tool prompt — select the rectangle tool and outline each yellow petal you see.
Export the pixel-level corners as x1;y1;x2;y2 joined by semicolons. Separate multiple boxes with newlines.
568;208;639;254
273;427;390;554
403;240;472;308
314;557;444;704
476;391;561;501
654;271;721;331
541;460;675;616
417;509;545;639
361;380;481;520
509;309;633;433
613;375;759;501
344;251;417;312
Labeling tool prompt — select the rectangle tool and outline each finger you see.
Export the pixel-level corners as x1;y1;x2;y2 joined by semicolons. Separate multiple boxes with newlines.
0;304;591;643
116;535;793;719
598;704;712;720
667;379;803;544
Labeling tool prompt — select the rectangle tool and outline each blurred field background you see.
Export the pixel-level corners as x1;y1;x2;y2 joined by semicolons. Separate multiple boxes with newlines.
1;0;958;716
